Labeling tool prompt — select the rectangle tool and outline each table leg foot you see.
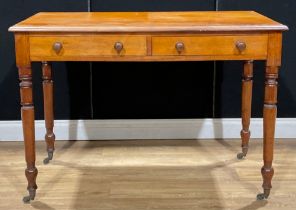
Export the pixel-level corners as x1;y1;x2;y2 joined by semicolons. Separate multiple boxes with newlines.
43;148;54;164
23;167;38;203
237;134;250;160
237;152;245;160
257;189;270;200
23;188;36;203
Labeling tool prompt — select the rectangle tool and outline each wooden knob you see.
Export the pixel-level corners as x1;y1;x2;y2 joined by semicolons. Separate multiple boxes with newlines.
114;42;123;53
52;42;63;54
236;41;246;52
175;42;185;53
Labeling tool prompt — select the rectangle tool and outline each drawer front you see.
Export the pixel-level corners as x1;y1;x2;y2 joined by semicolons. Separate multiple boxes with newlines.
152;35;268;56
30;35;147;59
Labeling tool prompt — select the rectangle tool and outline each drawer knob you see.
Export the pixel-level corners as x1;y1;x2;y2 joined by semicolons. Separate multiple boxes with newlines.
53;42;63;54
175;42;185;53
236;41;246;52
114;42;123;53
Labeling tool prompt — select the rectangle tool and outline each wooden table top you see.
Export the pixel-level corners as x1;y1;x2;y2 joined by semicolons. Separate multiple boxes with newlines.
9;11;288;33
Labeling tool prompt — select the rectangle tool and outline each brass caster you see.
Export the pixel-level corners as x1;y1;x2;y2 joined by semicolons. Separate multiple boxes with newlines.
257;189;270;200
257;193;267;200
237;152;246;160
43;150;54;165
237;145;248;160
23;189;36;203
23;195;31;203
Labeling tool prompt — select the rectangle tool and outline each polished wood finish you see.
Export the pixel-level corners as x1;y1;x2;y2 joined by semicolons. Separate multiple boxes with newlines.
258;32;283;200
42;62;55;165
9;11;287;202
29;35;147;60
15;34;38;202
151;35;268;56
9;11;288;32
238;60;253;160
1;140;296;210
29;34;268;61
30;50;270;62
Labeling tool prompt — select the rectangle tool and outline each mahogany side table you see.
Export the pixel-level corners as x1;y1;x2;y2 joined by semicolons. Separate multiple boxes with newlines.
9;11;288;203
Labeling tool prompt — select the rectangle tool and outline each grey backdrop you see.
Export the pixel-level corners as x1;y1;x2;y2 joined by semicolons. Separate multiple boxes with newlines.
0;0;294;120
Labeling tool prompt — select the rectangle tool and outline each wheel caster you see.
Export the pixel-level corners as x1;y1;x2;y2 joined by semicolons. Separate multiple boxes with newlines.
43;150;54;165
23;195;31;203
23;189;36;203
237;152;246;160
257;189;270;200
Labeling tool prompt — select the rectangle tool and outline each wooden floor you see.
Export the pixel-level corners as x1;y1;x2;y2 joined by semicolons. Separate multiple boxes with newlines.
0;139;296;210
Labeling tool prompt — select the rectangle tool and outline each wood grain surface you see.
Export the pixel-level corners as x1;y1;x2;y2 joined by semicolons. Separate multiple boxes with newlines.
30;35;147;59
9;11;288;33
151;34;268;56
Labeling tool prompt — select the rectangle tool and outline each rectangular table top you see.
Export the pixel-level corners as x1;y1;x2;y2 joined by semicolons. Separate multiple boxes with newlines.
9;11;288;33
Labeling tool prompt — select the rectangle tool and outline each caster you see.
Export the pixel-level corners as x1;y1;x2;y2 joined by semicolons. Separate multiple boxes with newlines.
237;146;248;160
237;152;246;160
43;150;54;164
23;189;36;203
257;189;270;200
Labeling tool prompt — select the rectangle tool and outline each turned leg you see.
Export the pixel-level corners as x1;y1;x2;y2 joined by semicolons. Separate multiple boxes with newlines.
42;62;56;164
19;65;38;203
257;66;278;200
237;61;253;159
